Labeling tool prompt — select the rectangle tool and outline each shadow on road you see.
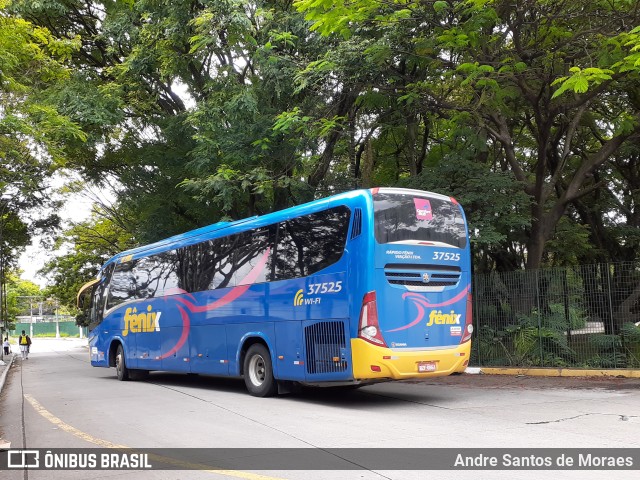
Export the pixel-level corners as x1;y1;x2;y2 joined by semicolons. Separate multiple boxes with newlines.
93;370;456;409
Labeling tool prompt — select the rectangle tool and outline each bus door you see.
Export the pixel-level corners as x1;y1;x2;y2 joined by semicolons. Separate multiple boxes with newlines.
157;299;191;372
126;301;165;371
188;291;229;376
79;277;110;367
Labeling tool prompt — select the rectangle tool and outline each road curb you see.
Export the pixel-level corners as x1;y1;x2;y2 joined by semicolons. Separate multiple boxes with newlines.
477;367;640;378
0;354;15;394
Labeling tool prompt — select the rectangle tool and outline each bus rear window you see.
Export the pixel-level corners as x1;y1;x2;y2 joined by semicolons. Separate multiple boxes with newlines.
373;192;467;248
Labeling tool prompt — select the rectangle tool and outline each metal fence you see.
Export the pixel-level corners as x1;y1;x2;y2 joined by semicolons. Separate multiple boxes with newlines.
471;262;640;369
10;321;87;338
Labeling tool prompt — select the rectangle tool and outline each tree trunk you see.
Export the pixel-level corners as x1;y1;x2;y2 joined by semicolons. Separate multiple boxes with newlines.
307;90;357;192
361;139;374;188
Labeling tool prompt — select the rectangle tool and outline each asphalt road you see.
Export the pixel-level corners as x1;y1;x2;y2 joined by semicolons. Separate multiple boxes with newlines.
0;338;638;480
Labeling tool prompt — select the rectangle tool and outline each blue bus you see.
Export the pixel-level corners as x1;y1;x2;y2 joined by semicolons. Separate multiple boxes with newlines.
77;188;472;396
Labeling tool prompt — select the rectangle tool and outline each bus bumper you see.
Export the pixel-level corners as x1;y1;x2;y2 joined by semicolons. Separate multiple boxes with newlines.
350;339;471;380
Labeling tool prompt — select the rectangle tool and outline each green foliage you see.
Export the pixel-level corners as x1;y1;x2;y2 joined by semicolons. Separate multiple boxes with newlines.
0;4;85;163
1;1;87;271
620;323;640;367
40;212;136;310
610;25;640;73
180;165;284;217
294;0;380;39
551;67;614;99
545;218;595;266
4;272;41;329
475;311;576;367
5;0;640;305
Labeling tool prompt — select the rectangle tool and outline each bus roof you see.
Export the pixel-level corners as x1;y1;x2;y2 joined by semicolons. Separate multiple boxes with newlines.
99;187;458;272
100;188;374;270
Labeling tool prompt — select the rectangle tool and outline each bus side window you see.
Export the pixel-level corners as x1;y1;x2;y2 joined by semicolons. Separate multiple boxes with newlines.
234;226;276;285
209;236;236;289
174;237;236;294
89;282;105;330
274;206;351;281
106;260;136;310
133;251;180;298
88;264;112;331
156;250;181;294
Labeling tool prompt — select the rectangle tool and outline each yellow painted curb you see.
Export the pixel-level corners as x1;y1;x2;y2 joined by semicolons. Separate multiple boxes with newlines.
25;394;287;480
479;367;640;378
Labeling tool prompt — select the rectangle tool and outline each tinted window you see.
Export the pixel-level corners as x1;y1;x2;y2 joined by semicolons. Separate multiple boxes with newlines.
176;242;218;293
88;269;110;331
106;261;137;310
89;284;103;332
274;206;350;280
208;236;237;289
133;251;181;298
373;192;467;248
174;228;276;294
104;207;351;303
234;227;276;285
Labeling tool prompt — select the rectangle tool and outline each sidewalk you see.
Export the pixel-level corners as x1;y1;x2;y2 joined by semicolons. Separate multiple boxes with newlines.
0;337;88;396
0;350;15;395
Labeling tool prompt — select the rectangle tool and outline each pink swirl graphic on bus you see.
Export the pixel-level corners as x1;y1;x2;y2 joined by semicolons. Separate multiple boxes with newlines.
157;248;270;359
385;285;470;332
158;305;191;360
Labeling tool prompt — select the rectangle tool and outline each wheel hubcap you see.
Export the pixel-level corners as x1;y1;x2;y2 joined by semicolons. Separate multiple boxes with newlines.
248;354;266;386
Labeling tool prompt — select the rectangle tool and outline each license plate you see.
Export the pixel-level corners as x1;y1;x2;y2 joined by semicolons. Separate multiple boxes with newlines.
418;361;437;372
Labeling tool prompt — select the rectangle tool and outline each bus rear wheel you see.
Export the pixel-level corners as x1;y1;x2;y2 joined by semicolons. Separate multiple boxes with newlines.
115;344;129;381
243;344;277;397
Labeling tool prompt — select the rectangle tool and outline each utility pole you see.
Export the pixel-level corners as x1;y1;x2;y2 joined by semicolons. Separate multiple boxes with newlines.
54;298;60;338
0;194;9;361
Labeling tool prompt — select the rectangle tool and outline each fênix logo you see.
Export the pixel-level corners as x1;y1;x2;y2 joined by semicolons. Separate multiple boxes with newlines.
426;310;462;327
294;289;304;307
122;306;162;336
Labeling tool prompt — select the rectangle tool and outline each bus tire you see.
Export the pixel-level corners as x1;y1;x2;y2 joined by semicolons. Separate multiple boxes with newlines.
115;344;129;381
243;344;277;397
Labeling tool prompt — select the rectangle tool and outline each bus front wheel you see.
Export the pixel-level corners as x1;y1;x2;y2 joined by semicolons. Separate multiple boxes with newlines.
243;344;277;397
115;344;129;381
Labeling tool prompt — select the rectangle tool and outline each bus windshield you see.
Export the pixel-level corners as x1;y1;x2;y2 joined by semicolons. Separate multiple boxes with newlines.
373;191;467;248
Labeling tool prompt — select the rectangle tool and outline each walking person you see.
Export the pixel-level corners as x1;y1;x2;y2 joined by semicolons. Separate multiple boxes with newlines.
3;337;9;355
18;330;31;360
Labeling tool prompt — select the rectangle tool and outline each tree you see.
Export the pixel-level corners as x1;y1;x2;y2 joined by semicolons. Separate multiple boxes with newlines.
11;0;640;277
1;1;87;332
296;0;640;269
4;272;40;329
41;210;135;312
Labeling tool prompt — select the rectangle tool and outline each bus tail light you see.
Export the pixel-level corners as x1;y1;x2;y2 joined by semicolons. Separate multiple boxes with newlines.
359;291;387;347
461;292;474;343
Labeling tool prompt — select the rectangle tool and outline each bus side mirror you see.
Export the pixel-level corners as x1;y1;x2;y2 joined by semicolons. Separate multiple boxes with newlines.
77;279;100;311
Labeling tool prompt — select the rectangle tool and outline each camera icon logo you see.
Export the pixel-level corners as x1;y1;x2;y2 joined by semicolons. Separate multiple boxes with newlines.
7;450;39;468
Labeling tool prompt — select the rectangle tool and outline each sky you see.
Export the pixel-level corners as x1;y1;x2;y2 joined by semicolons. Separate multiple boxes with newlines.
18;82;192;288
18;187;95;288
